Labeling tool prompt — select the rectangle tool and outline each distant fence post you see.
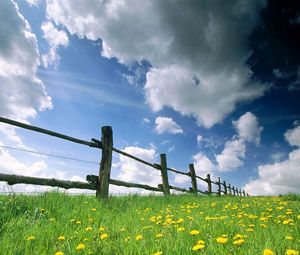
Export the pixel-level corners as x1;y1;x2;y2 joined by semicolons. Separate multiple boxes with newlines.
160;154;170;195
228;183;232;195
97;126;113;200
189;164;198;194
217;177;221;196
232;186;236;196
223;181;227;195
236;188;239;196
206;174;212;195
243;190;246;196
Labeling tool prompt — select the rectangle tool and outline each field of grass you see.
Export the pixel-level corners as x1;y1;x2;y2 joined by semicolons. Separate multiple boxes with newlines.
0;192;299;255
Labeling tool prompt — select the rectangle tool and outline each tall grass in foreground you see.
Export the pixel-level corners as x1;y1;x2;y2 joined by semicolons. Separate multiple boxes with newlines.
0;193;299;255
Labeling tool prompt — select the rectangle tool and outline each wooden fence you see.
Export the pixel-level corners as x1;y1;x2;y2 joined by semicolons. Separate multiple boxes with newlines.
0;116;249;199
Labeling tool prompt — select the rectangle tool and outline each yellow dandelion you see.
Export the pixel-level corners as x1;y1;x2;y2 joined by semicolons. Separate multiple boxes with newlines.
99;226;105;231
120;228;126;232
233;234;244;240
156;233;163;238
197;240;205;245
286;249;299;255
246;228;254;232
54;252;64;255
40;208;45;213
135;234;143;241
153;252;162;255
192;244;205;251
76;243;85;251
76;220;81;225
91;208;96;212
27;236;35;241
216;237;228;244
100;233;108;240
58;236;65;241
85;226;93;232
263;249;275;255
233;239;245;245
297;215;300;219
285;236;293;240
189;230;200;235
177;227;185;232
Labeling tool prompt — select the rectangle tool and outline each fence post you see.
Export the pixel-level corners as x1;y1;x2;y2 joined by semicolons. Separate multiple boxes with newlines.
243;190;246;196
232;186;236;196
206;174;212;195
160;154;170;195
97;126;113;199
228;183;232;195
236;188;239;196
239;189;242;196
223;181;227;195
217;177;221;196
189;164;198;194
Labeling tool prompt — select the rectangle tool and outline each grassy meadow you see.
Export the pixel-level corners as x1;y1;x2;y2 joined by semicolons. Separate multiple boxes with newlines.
0;192;299;255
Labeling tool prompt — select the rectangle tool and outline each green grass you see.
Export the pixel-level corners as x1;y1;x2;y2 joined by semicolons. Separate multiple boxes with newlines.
0;192;299;255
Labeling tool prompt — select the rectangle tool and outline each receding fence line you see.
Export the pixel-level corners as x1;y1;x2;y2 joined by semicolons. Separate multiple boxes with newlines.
0;117;250;199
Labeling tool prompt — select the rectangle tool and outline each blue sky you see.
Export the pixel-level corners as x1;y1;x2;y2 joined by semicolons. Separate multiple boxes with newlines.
0;0;300;195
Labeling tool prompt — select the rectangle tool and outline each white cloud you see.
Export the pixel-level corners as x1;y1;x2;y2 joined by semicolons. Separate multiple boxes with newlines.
270;152;285;163
143;117;151;124
233;112;263;145
216;139;246;172
45;0;267;128
41;21;69;68
245;125;300;195
0;1;52;122
115;146;161;194
285;124;300;146
26;0;41;7
216;112;263;172
155;116;183;135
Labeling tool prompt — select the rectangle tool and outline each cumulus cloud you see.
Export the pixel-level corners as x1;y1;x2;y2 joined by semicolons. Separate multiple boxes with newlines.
0;0;52;122
155;116;183;135
41;21;69;68
216;112;262;172
245;125;300;195
233;112;263;145
45;0;267;128
114;146;161;194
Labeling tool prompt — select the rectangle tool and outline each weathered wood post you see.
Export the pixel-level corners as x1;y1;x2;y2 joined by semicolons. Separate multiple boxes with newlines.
228;183;232;195
239;189;242;196
189;164;198;194
223;181;227;195
236;188;239;196
242;190;246;196
217;177;221;196
160;154;170;195
206;174;212;194
97;126;113;199
232;186;236;196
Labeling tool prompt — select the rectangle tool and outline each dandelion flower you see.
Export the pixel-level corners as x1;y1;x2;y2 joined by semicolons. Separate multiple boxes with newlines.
100;233;108;240
192;244;205;251
76;243;85;251
156;233;163;238
135;234;143;241
233;239;245;245
153;252;162;255
58;236;65;241
189;230;200;235
263;249;275;255
197;240;205;245
99;226;105;231
177;227;185;232
286;249;299;255
27;236;35;241
54;252;64;255
216;237;228;244
285;236;293;240
91;208;96;212
85;226;93;232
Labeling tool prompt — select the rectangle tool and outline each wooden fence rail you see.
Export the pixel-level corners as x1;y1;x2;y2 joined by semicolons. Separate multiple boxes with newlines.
0;117;249;199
